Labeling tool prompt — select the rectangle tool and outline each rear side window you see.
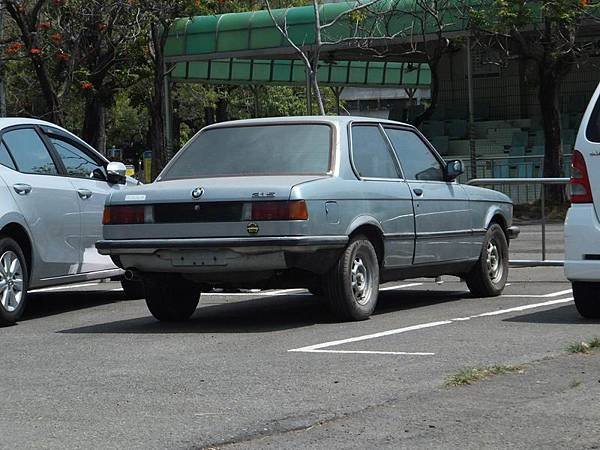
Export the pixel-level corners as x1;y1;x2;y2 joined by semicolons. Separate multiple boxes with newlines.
2;129;58;175
384;128;444;181
351;125;400;179
0;142;16;170
586;95;600;142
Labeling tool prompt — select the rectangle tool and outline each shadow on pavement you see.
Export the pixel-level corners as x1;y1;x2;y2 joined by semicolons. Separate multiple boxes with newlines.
23;290;128;321
59;288;470;334
504;304;600;324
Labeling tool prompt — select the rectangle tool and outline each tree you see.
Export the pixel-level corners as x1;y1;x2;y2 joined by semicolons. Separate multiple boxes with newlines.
470;0;598;200
265;0;414;115
3;0;144;152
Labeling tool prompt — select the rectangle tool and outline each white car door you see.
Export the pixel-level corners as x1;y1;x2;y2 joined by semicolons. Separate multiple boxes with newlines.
1;127;81;280
44;131;121;274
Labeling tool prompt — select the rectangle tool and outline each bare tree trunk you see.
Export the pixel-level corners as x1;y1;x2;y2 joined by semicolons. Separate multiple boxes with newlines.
413;61;439;127
82;96;107;153
538;63;563;204
149;23;167;179
215;97;229;122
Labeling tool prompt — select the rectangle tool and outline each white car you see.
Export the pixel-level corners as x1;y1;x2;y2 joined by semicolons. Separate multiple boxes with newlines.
0;118;142;325
565;82;600;318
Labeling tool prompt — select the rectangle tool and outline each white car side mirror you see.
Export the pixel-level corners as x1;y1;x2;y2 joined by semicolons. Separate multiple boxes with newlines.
107;161;127;185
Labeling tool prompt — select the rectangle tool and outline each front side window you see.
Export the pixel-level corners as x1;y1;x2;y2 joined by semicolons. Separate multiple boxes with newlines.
50;137;105;179
160;124;331;180
351;125;400;179
384;128;444;181
0;142;16;170
2;128;58;175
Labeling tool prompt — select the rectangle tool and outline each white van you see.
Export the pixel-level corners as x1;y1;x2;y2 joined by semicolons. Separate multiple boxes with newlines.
565;82;600;318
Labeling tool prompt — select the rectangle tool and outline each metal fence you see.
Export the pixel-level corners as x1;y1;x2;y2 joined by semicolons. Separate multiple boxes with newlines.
467;177;571;267
457;154;572;205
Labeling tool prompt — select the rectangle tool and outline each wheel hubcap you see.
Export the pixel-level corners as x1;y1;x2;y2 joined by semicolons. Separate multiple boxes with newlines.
486;240;503;284
351;256;372;305
0;251;24;313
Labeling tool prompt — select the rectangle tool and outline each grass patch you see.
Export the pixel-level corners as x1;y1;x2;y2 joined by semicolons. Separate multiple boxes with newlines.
444;365;524;387
567;337;600;354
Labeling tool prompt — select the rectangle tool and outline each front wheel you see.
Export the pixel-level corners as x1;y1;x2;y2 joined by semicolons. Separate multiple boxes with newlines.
143;274;201;322
465;224;508;297
324;236;380;321
572;282;600;319
0;237;29;326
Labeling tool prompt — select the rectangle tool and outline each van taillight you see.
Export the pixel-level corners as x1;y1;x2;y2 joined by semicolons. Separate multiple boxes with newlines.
571;150;593;204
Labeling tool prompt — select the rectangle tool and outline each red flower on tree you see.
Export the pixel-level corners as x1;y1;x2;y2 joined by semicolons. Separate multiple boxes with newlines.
81;82;94;91
96;23;108;32
5;42;24;56
55;51;70;61
37;21;52;30
50;33;63;43
29;48;42;56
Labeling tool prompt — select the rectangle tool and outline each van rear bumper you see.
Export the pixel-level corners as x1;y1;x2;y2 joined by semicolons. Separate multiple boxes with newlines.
565;204;600;281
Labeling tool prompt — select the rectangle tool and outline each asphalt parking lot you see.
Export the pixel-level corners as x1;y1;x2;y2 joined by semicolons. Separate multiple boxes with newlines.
2;225;600;449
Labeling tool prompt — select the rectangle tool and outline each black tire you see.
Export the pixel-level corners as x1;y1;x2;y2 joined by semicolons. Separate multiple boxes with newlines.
572;282;600;319
465;224;509;297
0;237;29;326
120;278;145;299
308;286;324;296
324;235;379;321
143;273;201;322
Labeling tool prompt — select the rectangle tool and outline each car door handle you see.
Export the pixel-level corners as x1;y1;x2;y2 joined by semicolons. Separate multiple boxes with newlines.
13;184;32;195
413;188;424;197
77;189;93;200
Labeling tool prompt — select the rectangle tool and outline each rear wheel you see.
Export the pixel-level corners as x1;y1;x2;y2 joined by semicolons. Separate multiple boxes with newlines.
121;279;145;299
465;224;508;297
143;273;201;322
0;237;29;326
572;282;600;319
324;236;379;321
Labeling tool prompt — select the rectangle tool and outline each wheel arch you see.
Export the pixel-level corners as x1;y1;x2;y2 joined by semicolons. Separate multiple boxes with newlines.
0;222;33;280
346;216;384;265
484;208;510;243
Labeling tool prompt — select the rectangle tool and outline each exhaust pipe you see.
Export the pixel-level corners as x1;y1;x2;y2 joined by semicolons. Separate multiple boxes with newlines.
124;269;139;281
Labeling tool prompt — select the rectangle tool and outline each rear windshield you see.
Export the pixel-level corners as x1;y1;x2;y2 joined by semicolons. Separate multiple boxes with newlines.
587;96;600;143
160;124;332;180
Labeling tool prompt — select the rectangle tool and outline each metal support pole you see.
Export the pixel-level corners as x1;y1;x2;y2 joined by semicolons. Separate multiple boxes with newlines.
253;85;260;118
466;35;477;179
163;64;174;162
306;65;312;115
541;186;546;261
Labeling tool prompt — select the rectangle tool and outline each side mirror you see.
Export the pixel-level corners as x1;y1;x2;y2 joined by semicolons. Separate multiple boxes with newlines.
106;161;127;185
445;159;464;181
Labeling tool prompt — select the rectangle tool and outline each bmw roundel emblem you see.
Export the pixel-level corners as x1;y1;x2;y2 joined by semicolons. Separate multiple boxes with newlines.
191;187;204;199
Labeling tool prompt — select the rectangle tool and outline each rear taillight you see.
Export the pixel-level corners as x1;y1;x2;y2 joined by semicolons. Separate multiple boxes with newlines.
571;150;593;204
103;205;149;225
250;200;309;221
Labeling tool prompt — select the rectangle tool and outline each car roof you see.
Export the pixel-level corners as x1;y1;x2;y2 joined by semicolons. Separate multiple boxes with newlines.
0;117;74;132
203;115;416;130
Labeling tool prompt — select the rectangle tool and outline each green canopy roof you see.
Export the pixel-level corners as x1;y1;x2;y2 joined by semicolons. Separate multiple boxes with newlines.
164;0;470;63
172;58;430;88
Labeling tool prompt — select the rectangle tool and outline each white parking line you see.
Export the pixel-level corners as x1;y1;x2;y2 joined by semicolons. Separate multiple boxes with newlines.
204;289;309;297
29;282;101;293
501;289;572;298
289;297;574;354
380;283;424;292
300;350;436;356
